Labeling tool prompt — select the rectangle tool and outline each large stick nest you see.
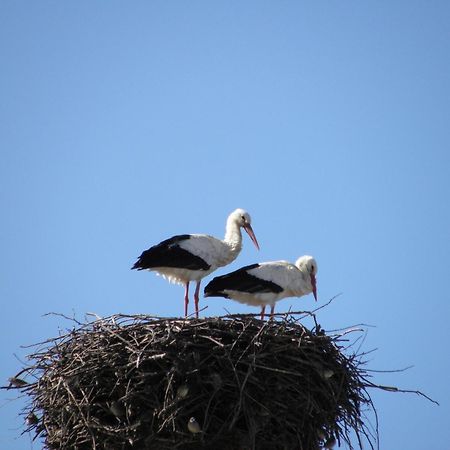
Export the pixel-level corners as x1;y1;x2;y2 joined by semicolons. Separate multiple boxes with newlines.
9;312;381;450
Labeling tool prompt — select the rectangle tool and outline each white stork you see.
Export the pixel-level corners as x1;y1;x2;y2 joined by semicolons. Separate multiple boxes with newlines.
204;255;317;320
132;209;259;318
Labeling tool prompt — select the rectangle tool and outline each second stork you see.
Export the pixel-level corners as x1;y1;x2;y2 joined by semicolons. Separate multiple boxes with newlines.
204;255;318;320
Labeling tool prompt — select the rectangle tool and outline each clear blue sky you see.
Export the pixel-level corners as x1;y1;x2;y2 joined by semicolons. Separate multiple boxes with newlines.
1;2;449;449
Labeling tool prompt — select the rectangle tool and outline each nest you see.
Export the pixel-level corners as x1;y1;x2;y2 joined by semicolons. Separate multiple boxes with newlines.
8;312;381;450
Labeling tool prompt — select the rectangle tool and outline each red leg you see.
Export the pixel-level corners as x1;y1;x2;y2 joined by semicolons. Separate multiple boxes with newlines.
184;282;190;318
260;306;266;320
270;305;275;321
194;281;201;319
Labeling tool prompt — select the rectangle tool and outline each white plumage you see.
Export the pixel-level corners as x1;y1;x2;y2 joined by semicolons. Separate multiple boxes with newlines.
132;209;259;318
204;255;318;320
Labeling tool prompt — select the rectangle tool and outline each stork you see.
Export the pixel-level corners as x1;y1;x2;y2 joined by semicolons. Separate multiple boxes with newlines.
131;209;259;318
204;255;317;320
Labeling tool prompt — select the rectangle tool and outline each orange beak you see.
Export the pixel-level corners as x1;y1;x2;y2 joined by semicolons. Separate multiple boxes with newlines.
310;273;317;301
243;224;260;250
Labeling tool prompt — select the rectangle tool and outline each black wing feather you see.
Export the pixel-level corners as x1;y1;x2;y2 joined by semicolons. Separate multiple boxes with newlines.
204;264;283;297
132;234;211;271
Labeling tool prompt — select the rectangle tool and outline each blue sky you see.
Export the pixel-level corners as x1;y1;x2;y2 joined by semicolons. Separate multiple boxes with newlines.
1;2;449;449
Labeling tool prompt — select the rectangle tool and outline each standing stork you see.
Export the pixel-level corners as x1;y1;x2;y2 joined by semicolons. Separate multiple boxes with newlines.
204;255;317;320
131;209;259;318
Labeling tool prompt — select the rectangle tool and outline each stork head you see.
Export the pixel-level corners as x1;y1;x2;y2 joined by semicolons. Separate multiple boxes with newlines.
295;255;318;301
228;208;260;250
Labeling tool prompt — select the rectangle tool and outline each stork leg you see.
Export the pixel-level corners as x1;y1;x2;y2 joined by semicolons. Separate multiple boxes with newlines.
269;305;275;321
260;306;266;320
184;282;190;318
193;281;201;319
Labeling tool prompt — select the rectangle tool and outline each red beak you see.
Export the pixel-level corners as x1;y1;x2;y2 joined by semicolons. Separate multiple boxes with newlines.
310;273;317;301
243;224;260;250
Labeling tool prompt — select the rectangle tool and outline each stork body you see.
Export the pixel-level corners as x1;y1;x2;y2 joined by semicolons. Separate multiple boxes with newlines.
132;209;259;318
204;255;317;320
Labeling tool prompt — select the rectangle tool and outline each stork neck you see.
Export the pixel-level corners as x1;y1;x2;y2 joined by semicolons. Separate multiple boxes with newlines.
292;269;312;297
224;221;243;252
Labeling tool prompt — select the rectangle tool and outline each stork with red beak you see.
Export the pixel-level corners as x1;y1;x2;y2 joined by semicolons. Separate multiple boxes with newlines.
204;255;317;320
132;209;259;318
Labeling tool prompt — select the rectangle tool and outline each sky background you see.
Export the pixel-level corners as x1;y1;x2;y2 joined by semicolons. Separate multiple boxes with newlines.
1;1;449;449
